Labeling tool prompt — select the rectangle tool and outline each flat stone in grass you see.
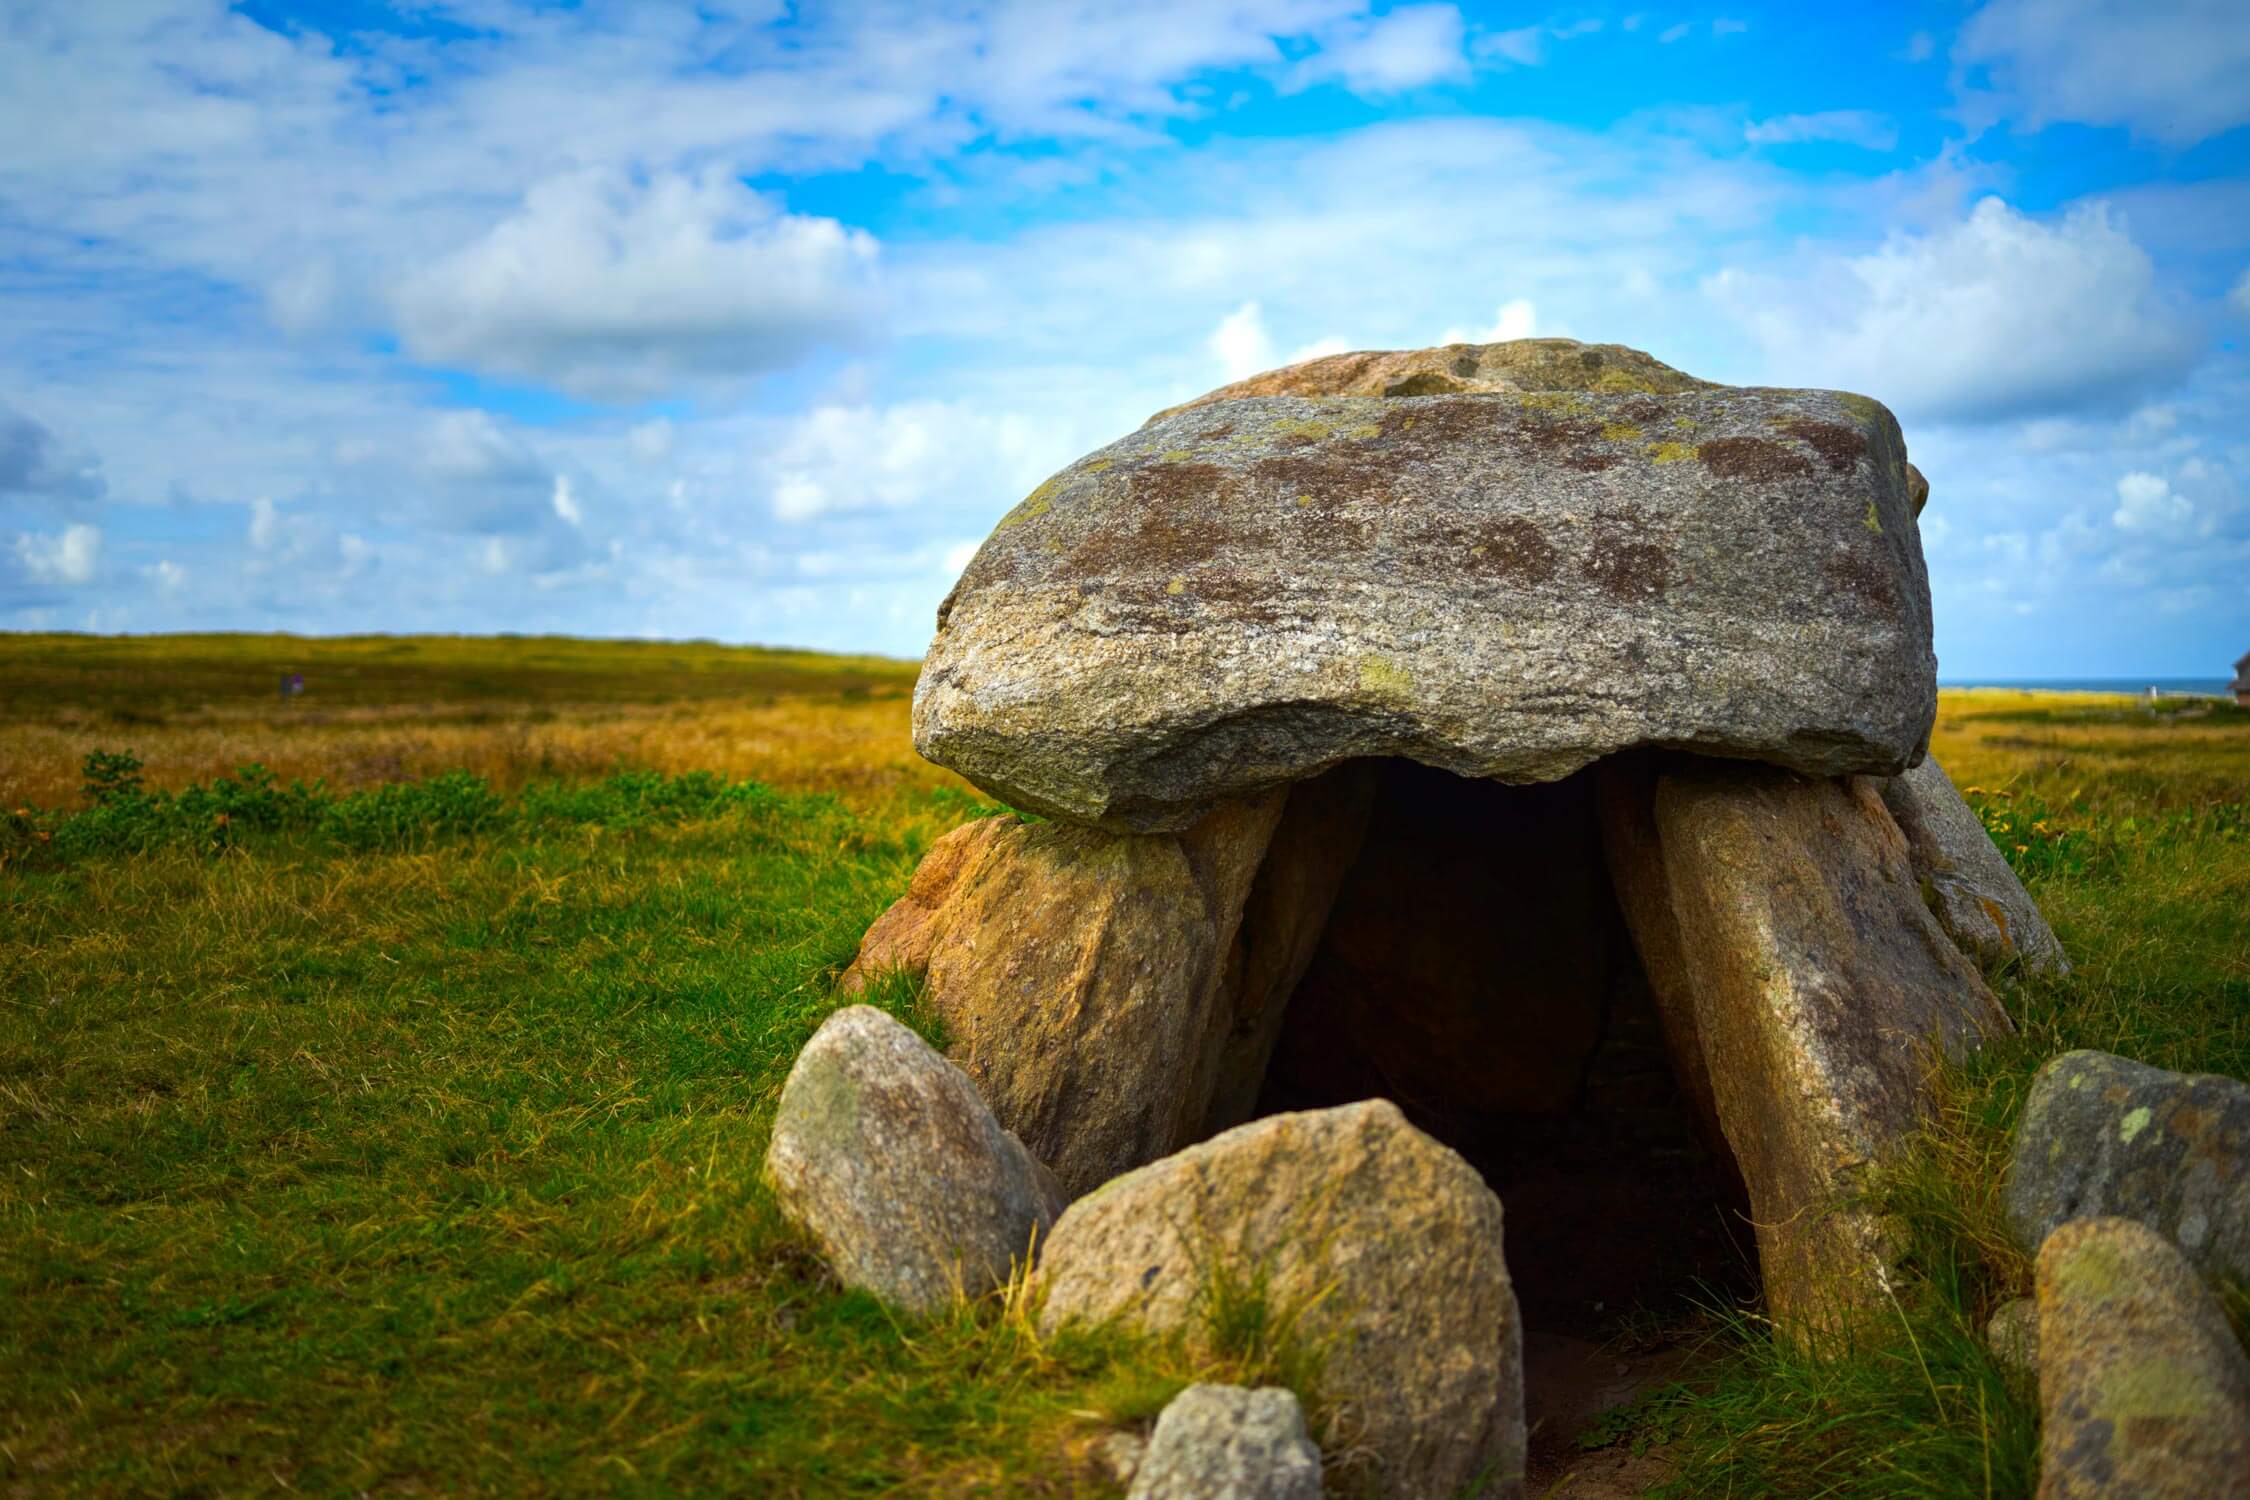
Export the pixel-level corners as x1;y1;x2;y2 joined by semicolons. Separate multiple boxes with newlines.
2034;1216;2250;1497
762;1005;1064;1316
2006;1049;2250;1291
1128;1384;1323;1500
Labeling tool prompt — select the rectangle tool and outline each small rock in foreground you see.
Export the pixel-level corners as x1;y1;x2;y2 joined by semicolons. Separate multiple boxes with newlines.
1128;1384;1323;1500
1038;1099;1523;1498
763;1005;1064;1315
2006;1049;2250;1290
2034;1216;2250;1498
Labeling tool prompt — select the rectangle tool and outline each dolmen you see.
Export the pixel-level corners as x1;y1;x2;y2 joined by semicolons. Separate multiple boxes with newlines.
773;338;2076;1497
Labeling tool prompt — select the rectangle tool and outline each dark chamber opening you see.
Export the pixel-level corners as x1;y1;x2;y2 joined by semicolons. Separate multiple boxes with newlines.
1251;758;1756;1334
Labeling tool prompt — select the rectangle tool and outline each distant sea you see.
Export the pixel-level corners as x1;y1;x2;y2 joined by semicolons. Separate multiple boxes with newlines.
1940;678;2233;697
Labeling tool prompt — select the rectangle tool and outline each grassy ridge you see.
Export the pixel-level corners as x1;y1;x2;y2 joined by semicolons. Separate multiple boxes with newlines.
2;643;2245;1495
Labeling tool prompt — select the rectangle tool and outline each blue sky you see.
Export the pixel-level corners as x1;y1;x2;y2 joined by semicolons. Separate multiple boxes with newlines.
3;1;2247;675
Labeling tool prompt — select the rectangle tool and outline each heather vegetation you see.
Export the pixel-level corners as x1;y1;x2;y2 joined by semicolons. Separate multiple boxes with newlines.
1;643;2243;1494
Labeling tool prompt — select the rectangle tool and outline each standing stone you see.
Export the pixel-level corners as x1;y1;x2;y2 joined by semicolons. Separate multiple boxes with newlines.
1593;756;1736;1181
839;796;1285;1196
1038;1100;1524;1499
1129;1385;1324;1500
763;1006;1064;1316
1191;764;1379;1138
2035;1217;2250;1497
918;353;1936;832
1647;765;2012;1337
2006;1050;2250;1290
1880;756;2070;976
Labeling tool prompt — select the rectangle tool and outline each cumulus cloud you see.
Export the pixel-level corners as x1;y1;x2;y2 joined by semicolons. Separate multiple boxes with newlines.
2112;470;2192;531
764;401;1061;524
1439;298;1539;345
1955;0;2250;145
0;401;105;504
14;523;101;585
1294;4;1468;93
1205;302;1355;381
394;169;880;401
2232;268;2250;315
1708;198;2199;423
1743;111;1899;151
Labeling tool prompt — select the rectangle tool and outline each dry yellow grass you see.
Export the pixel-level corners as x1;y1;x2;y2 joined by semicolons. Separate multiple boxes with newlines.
0;695;961;810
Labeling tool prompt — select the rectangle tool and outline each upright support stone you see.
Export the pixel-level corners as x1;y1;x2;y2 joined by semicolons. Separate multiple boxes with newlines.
1648;765;2012;1336
1880;755;2070;976
1192;764;1379;1138
839;794;1285;1197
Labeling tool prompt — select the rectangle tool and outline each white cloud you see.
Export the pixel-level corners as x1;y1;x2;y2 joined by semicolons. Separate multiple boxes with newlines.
421;410;544;485
1955;0;2250;145
550;474;583;527
1707;198;2199;423
765;401;1062;524
1713;18;1750;36
393;168;881;401
1295;5;1469;93
1440;298;1540;345
2112;470;2191;531
1211;301;1277;380
1478;26;1547;66
628;419;675;463
1658;22;1690;43
15;523;101;585
943;539;983;576
1206;302;1355;380
144;558;186;591
1743;112;1899;151
2231;268;2250;315
248;497;282;552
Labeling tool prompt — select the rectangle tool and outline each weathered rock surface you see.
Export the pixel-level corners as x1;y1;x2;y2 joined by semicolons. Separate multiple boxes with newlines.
763;1006;1064;1315
1147;338;1715;423
919;345;1936;831
1191;764;1378;1137
839;798;1284;1196
1593;756;1735;1178
2034;1216;2250;1498
1645;765;2012;1335
1128;1385;1324;1500
2006;1050;2250;1290
1039;1100;1525;1498
1880;756;2070;976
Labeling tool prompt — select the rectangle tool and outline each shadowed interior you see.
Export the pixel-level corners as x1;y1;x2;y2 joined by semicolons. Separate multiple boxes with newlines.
1248;758;1756;1333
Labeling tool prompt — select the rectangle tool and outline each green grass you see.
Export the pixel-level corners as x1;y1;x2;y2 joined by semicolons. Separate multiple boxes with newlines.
3;648;2245;1496
0;752;1351;1494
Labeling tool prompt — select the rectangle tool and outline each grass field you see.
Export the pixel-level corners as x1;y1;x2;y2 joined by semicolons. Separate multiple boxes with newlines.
3;636;2245;1495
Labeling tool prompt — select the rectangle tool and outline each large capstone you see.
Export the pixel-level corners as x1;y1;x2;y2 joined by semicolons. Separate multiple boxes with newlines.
918;349;1936;831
